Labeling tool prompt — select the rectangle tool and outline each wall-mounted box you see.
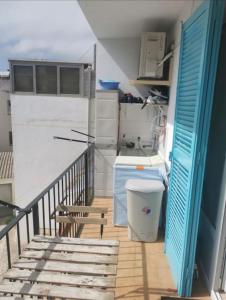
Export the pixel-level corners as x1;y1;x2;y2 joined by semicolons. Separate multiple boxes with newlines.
139;32;166;79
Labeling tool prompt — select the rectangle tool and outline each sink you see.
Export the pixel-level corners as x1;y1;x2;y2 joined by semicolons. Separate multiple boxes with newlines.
119;148;155;157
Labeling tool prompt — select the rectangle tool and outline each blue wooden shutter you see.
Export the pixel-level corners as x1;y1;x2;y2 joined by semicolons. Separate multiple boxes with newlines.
165;0;224;296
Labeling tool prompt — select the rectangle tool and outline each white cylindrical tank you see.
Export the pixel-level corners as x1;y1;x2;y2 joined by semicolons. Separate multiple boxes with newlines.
126;179;165;242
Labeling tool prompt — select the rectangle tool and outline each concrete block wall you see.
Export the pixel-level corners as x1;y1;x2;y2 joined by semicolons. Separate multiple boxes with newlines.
94;90;118;197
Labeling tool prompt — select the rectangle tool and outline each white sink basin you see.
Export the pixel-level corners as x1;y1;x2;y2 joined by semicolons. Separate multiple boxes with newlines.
119;148;155;157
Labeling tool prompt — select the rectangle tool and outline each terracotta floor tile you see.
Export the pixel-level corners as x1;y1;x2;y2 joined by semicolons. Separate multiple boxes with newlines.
81;198;210;300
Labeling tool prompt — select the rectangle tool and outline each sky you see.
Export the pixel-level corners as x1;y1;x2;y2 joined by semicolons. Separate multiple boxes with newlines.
0;0;96;70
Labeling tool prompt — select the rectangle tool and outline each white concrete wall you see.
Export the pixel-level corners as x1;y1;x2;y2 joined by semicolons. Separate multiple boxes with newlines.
96;37;169;155
120;103;156;145
0;78;12;152
11;94;89;208
96;39;167;150
96;38;149;97
95;1;203;165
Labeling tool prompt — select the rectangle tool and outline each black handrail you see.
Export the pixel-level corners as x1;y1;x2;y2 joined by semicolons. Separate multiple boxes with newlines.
0;144;95;270
0;199;27;212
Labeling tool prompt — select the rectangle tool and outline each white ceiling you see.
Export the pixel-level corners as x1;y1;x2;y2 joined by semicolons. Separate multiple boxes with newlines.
78;0;188;39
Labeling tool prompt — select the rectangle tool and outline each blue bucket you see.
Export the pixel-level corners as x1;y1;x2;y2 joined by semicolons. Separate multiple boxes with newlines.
99;80;120;90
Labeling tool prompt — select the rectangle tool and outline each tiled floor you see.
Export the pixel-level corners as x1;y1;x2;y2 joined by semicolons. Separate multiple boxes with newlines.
220;293;226;300
81;198;210;300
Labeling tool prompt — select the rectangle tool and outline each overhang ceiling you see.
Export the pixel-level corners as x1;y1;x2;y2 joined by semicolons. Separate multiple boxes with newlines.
78;0;188;39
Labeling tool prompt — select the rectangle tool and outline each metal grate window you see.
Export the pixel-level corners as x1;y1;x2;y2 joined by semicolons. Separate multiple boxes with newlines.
10;61;91;96
14;65;33;92
60;67;80;95
7;100;11;115
36;65;57;94
9;131;13;146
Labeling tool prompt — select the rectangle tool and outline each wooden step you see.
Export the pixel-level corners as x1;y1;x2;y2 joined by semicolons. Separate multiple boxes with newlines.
56;204;108;214
0;282;114;300
4;269;116;288
13;258;117;275
32;235;119;247
55;216;107;225
21;249;118;264
27;241;118;255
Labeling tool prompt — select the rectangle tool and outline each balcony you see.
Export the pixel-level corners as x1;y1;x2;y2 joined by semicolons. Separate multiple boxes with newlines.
81;198;210;300
0;144;209;299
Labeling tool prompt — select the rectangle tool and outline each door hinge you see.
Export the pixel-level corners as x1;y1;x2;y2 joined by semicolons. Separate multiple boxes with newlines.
194;263;199;280
197;151;201;166
186;266;191;279
169;151;173;162
220;237;226;281
185;264;198;281
185;267;192;294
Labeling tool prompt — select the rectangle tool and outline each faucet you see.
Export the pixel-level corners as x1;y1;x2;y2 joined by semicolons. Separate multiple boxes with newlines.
121;134;126;148
135;137;142;150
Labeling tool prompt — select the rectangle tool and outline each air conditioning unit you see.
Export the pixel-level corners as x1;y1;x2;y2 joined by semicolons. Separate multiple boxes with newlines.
139;32;166;79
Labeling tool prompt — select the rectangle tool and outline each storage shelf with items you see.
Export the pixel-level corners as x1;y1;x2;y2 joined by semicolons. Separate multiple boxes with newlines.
120;87;169;108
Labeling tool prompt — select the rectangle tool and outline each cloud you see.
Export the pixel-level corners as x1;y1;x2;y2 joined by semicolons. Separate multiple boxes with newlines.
0;0;96;69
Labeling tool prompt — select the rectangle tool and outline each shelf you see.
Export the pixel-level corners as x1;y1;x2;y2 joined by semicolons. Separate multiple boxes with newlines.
120;102;168;107
129;54;173;87
151;103;168;107
129;79;171;87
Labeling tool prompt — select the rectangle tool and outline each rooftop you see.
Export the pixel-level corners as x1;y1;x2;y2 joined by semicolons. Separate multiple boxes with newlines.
8;58;92;67
0;71;10;78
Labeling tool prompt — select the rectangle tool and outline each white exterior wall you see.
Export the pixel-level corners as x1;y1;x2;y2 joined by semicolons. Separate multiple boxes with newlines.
96;37;168;156
120;103;159;146
96;38;149;97
95;1;203;166
0;78;12;152
11;94;89;208
96;40;167;150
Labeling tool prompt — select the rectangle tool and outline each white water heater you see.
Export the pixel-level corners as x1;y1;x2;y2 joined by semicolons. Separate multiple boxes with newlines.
139;32;166;79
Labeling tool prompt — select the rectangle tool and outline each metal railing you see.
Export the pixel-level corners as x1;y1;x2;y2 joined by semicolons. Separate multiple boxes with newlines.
0;144;95;270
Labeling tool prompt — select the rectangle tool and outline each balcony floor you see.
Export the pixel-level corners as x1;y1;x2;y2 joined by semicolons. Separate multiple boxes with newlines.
81;198;210;300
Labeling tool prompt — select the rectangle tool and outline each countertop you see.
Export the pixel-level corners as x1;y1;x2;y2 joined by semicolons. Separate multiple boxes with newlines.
114;154;164;167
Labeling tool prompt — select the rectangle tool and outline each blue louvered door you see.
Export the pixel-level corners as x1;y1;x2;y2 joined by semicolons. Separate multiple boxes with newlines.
165;0;224;296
